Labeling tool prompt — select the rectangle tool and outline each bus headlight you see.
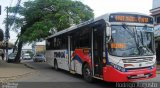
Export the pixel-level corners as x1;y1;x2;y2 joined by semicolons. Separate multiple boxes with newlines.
150;65;154;69
110;62;127;72
149;61;156;70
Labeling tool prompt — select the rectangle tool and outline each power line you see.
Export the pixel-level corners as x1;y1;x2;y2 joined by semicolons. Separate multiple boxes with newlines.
15;0;21;13
5;0;22;61
12;0;22;24
9;0;14;7
8;0;14;22
9;0;22;30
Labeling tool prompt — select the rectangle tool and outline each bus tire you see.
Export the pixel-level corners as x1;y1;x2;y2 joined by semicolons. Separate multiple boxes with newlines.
83;63;93;82
54;60;58;70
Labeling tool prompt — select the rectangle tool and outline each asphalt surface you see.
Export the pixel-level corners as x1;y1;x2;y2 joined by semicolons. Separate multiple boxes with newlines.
9;60;160;88
15;60;83;82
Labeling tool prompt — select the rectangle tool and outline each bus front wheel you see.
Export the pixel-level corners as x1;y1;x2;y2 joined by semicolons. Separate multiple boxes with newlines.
83;64;93;82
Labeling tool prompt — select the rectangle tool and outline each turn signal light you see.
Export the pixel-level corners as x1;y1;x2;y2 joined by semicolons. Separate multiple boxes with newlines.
124;64;134;68
103;57;106;64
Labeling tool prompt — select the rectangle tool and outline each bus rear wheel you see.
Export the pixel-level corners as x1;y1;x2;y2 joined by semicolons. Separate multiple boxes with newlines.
54;60;58;70
83;64;93;82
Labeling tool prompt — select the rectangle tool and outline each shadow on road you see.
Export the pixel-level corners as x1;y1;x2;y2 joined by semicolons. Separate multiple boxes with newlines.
19;61;156;88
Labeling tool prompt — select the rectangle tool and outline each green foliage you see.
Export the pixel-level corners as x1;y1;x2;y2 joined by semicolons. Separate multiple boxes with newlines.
6;0;94;42
0;29;4;41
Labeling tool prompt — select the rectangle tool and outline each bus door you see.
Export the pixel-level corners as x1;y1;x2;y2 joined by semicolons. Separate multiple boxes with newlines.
92;27;103;77
69;36;76;72
68;36;72;71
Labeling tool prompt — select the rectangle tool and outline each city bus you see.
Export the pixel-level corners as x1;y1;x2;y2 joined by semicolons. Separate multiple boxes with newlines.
46;12;156;82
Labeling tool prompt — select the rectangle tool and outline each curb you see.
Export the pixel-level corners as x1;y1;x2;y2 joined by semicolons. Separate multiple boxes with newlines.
23;63;35;70
21;63;36;70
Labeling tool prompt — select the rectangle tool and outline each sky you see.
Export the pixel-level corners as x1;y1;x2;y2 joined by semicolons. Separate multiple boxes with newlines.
83;0;153;17
0;0;153;48
0;0;21;43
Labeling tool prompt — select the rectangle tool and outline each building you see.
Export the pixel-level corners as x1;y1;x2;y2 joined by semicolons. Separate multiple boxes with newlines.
32;41;46;55
150;0;160;62
150;0;160;25
22;44;32;55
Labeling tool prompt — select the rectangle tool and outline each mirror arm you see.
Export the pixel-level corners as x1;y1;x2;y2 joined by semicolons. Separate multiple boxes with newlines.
105;21;111;43
107;36;111;43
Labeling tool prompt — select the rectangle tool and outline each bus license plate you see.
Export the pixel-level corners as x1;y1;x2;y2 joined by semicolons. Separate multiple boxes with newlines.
137;74;144;77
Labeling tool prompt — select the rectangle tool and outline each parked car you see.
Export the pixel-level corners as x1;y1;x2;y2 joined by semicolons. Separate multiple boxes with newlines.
8;53;21;62
22;53;31;60
33;54;45;62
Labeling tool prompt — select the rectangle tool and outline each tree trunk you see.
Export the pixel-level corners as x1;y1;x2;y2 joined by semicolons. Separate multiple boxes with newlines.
14;40;23;63
12;38;19;53
13;25;27;63
14;27;25;63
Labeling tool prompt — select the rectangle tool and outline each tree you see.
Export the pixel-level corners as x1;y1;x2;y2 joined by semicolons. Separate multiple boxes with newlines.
0;29;4;41
5;0;94;63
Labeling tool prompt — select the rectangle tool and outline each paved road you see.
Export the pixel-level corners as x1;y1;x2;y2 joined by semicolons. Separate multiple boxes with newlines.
13;60;115;88
10;60;160;88
16;60;84;82
139;75;160;82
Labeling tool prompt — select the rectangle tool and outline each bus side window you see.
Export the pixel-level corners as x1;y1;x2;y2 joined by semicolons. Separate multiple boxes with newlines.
61;35;68;49
53;38;57;49
70;27;91;50
79;28;91;48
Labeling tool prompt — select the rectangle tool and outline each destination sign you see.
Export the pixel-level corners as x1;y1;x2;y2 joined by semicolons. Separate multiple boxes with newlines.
109;13;154;24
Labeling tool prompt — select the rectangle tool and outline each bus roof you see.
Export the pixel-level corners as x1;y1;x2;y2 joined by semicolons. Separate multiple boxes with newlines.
46;12;153;39
109;12;153;17
46;13;110;39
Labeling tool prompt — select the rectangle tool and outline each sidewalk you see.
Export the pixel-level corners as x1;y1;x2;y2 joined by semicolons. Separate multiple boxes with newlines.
0;60;35;82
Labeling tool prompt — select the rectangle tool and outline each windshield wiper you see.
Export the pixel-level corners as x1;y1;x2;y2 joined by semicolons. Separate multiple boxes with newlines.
122;24;154;56
122;24;140;53
138;26;154;55
138;45;153;55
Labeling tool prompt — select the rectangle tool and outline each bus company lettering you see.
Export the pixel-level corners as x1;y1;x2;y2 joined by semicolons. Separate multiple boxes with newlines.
54;51;65;58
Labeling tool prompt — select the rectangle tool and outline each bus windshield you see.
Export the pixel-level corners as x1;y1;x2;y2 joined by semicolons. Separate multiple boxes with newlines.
108;25;155;57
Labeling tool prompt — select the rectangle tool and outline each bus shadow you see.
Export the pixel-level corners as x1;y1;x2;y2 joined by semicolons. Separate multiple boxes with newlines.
50;68;142;88
51;68;83;79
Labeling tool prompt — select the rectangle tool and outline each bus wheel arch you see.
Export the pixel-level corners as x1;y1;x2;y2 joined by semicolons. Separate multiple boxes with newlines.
54;59;58;70
82;62;93;82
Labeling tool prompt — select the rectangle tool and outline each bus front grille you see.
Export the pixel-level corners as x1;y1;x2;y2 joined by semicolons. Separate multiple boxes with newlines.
122;57;153;63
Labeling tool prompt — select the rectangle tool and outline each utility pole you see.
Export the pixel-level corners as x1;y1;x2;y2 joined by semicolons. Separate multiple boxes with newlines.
5;6;10;62
0;5;1;15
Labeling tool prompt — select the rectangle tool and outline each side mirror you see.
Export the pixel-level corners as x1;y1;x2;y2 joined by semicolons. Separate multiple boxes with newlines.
106;26;111;37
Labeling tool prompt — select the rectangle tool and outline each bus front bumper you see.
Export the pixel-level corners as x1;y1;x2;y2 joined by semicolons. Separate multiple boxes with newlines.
103;66;156;82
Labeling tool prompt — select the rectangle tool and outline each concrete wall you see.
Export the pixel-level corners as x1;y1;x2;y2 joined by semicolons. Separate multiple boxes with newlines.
35;45;45;54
